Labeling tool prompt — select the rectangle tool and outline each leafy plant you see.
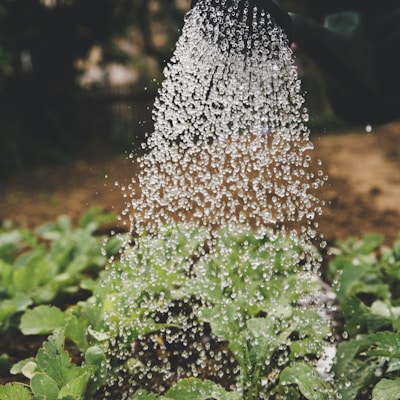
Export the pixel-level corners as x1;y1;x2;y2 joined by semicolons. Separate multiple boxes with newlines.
9;329;97;400
15;216;400;398
100;224;335;399
329;233;400;399
0;208;119;332
3;222;335;399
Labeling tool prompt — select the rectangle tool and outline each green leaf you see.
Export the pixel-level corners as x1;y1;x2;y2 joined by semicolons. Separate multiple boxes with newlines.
77;297;107;332
129;390;164;399
31;373;60;400
0;382;33;400
103;235;124;257
79;208;115;231
85;345;106;366
279;362;331;400
10;358;37;377
334;262;371;304
371;300;392;319
166;378;240;399
290;337;323;360
64;254;89;275
64;310;89;350
20;306;66;335
341;297;391;335
202;302;245;340
246;317;283;364
13;329;94;400
84;345;107;393
228;338;248;373
13;255;57;298
57;367;94;399
0;230;23;263
335;234;384;256
387;358;400;373
87;326;109;341
333;338;370;378
36;330;72;387
333;336;386;400
365;331;400;359
372;378;400;400
0;259;14;288
22;361;39;379
358;234;384;255
0;293;32;327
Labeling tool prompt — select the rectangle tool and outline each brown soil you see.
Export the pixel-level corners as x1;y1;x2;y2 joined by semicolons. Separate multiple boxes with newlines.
1;122;399;246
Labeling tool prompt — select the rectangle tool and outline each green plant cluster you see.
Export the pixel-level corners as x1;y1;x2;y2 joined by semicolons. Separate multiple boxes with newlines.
0;208;119;333
0;217;334;399
328;233;400;399
1;211;400;399
0;209;123;399
102;224;333;399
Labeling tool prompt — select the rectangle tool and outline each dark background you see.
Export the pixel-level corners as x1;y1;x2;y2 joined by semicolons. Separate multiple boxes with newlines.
0;0;335;177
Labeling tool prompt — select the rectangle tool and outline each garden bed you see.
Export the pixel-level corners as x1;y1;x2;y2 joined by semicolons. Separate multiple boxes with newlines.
1;122;399;243
0;121;400;399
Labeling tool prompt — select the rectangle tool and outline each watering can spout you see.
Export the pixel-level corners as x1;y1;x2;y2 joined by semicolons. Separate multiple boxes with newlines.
289;5;400;124
289;11;381;124
290;12;374;89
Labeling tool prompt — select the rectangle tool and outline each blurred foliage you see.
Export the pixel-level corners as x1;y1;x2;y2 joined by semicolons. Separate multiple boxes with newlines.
130;0;188;73
0;0;133;175
0;0;187;177
0;0;338;177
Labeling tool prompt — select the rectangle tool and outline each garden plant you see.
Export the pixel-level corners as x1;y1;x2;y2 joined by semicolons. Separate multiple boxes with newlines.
1;210;400;399
2;1;400;400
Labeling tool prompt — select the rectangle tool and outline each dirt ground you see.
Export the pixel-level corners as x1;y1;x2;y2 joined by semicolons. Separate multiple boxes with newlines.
1;121;400;246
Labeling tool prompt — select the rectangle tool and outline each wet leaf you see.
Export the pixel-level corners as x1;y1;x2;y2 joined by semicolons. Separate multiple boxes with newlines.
0;383;33;400
365;332;400;358
130;390;162;400
372;378;400;400
166;378;240;399
36;329;76;387
57;368;94;399
31;373;59;400
279;362;331;400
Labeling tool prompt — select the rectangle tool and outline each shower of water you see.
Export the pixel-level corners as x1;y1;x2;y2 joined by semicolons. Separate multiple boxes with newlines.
102;0;330;397
129;1;323;237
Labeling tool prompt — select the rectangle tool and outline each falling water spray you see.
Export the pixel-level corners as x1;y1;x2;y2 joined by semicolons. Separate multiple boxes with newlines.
102;1;334;398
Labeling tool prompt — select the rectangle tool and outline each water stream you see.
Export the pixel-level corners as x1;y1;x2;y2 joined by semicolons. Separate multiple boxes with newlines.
102;0;332;397
129;0;324;238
